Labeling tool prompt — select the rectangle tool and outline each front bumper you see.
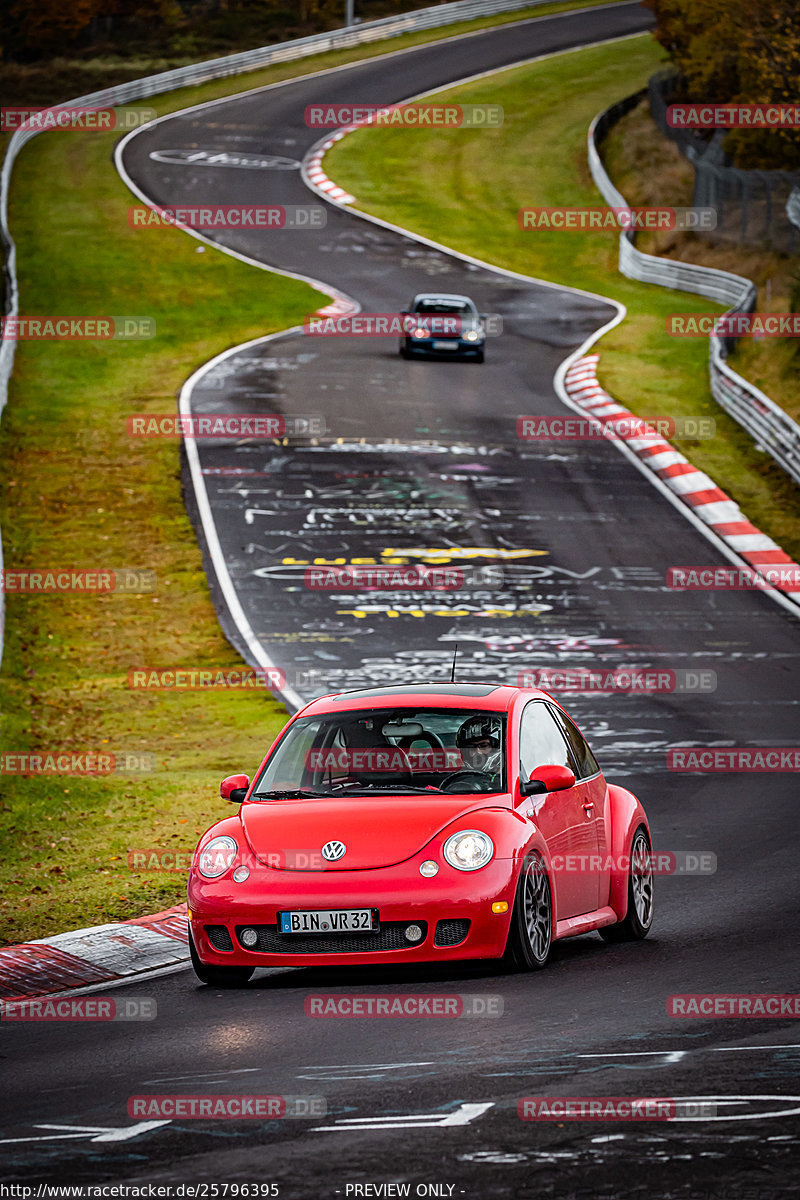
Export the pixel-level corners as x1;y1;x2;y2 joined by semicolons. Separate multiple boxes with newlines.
189;854;517;968
405;336;484;356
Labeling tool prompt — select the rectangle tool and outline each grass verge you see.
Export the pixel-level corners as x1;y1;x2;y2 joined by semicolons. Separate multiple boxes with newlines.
324;33;800;560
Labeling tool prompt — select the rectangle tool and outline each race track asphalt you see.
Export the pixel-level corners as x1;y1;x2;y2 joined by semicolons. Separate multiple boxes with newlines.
4;5;800;1195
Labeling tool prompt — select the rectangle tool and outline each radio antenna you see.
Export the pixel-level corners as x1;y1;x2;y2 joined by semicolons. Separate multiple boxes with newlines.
450;643;459;683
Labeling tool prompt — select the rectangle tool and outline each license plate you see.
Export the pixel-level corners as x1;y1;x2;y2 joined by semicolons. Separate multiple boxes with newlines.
432;340;458;350
278;908;375;934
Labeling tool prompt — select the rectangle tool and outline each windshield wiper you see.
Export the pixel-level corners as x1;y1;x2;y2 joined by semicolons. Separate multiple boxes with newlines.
251;783;447;799
251;788;331;800
329;783;445;794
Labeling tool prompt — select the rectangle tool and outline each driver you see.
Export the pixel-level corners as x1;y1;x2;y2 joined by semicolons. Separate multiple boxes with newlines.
456;716;502;775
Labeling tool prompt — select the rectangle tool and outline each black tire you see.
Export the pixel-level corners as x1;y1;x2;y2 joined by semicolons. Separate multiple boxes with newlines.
502;851;552;971
600;825;654;942
475;349;485;363
399;342;411;359
189;926;254;987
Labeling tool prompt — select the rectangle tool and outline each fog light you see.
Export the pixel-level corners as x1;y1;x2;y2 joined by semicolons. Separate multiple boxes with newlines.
405;924;424;943
420;860;439;877
232;865;250;882
241;928;259;948
492;901;509;914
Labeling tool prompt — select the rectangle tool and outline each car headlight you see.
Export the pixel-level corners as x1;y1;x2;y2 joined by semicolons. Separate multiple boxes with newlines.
198;835;237;879
412;327;430;339
443;830;494;871
463;330;480;342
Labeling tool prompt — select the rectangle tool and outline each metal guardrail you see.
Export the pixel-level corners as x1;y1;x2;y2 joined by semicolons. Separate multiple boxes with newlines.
787;187;800;230
648;69;800;253
0;0;557;667
588;100;800;489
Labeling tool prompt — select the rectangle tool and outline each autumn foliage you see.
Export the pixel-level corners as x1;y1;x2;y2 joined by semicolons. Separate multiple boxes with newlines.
645;0;800;168
0;1;437;64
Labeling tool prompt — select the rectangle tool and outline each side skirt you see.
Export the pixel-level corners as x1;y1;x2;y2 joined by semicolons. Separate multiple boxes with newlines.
555;906;618;940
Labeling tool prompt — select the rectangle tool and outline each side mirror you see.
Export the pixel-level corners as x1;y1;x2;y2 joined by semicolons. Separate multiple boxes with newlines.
400;309;410;316
520;763;575;797
220;773;250;803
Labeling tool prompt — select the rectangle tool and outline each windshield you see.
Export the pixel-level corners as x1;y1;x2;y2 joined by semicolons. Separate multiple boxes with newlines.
415;299;473;314
252;707;507;796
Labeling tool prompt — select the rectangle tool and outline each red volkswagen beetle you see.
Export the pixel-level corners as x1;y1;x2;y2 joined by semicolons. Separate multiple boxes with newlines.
187;683;654;986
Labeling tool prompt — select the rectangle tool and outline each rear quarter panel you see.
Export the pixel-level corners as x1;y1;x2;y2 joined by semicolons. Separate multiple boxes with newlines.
606;784;651;920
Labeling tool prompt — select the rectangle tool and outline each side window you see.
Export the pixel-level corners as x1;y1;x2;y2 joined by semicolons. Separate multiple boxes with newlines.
519;702;574;780
549;707;600;780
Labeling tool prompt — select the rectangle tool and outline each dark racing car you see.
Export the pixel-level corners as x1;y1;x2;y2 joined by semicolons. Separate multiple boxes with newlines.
399;293;487;361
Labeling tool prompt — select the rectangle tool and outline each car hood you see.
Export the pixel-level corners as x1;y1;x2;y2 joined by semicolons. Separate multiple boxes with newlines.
239;794;503;871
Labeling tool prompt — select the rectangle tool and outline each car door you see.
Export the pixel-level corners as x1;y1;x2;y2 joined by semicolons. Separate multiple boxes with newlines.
548;705;609;911
518;700;598;919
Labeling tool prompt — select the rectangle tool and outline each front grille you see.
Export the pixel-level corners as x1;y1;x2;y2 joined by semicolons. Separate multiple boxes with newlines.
434;919;471;947
235;921;428;955
205;924;233;952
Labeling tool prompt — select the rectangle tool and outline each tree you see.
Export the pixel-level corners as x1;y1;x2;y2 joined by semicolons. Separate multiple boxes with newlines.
645;0;800;168
4;0;105;59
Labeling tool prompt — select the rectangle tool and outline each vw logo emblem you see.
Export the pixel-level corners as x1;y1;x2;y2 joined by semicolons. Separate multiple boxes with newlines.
322;840;346;862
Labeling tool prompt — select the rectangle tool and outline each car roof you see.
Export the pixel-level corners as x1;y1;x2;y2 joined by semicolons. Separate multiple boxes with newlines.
297;683;544;716
410;293;476;306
